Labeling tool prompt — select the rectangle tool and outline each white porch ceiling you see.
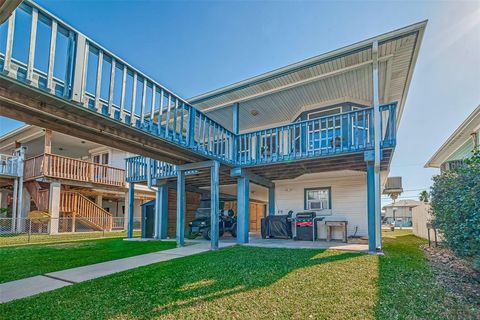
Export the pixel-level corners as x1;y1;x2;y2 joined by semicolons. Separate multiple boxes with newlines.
189;21;425;133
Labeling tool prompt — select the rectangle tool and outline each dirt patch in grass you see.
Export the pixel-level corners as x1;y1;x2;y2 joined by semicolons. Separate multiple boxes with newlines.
423;245;480;317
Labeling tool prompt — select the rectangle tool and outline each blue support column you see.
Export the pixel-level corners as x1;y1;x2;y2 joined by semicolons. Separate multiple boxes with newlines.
366;161;376;252
127;182;135;238
268;186;275;215
237;175;250;244
210;161;220;250
154;184;168;240
176;171;185;247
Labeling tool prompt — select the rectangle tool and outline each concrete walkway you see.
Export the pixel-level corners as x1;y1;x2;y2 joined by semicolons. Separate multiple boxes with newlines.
0;241;235;303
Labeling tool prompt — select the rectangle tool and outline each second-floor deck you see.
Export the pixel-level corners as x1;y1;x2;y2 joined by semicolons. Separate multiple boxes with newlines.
126;103;397;184
24;153;125;187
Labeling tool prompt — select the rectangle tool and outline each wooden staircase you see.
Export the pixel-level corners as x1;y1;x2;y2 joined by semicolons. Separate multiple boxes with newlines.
25;181;112;231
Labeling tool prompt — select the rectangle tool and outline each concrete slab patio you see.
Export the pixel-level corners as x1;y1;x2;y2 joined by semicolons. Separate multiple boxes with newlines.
0;241;235;303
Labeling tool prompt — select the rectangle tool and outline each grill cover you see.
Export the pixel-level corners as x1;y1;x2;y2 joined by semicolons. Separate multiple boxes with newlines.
261;215;292;239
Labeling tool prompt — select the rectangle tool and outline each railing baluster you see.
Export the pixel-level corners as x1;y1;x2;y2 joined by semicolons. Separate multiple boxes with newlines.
119;65;127;122
3;11;15;74
94;49;103;112
108;58;116;118
165;94;171;138
150;84;156;121
47;20;58;94
158;89;164;135
26;8;38;83
172;99;178;140
131;72;137;125
179;102;185;143
140;77;147;124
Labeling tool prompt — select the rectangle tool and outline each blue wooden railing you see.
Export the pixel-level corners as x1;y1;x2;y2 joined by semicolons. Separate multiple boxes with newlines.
0;1;236;164
126;103;397;181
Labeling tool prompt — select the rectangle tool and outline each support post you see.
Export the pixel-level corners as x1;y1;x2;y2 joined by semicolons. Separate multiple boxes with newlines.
176;170;185;247
48;182;61;235
268;186;275;216
236;175;250;244
210;161;220;250
127;182;135;238
15;146;25;232
366;160;376;252
11;178;18;232
154;184;168;239
44;129;52;154
95;195;103;207
372;40;382;250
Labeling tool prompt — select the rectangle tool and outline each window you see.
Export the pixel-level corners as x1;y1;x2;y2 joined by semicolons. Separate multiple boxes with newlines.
304;187;331;211
92;152;109;165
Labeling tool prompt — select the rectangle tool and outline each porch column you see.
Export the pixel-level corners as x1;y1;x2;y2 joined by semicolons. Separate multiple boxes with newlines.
154;184;168;239
210;161;220;250
236;175;250;244
372;40;382;250
365;151;376;252
176;170;185;247
0;190;8;210
127;182;135;238
268;186;275;215
48;181;61;235
95;195;103;207
44;129;52;153
366;161;376;252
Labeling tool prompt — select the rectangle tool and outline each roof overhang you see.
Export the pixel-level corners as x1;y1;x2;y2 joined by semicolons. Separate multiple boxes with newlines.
425;105;480;168
189;21;427;132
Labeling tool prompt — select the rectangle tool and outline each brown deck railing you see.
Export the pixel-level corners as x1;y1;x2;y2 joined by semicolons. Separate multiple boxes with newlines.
60;191;113;231
24;153;125;187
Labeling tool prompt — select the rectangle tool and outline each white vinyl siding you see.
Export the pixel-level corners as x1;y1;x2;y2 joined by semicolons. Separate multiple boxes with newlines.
274;171;368;238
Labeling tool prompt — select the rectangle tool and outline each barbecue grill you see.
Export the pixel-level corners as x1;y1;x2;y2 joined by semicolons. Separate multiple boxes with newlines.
293;212;319;241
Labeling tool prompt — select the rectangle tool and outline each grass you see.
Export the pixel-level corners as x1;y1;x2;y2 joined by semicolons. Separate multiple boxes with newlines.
0;238;176;283
0;231;475;319
0;230;141;247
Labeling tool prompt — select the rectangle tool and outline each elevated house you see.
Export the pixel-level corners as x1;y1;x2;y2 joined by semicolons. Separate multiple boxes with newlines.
0;1;426;251
0;125;154;233
425;105;480;172
382;199;423;227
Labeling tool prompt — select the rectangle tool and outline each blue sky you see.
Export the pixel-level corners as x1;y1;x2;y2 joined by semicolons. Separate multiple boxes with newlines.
1;0;479;205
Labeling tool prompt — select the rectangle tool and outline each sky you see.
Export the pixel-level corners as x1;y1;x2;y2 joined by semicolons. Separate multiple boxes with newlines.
1;0;479;206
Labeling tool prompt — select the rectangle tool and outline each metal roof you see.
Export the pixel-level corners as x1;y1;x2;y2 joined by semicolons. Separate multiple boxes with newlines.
189;21;427;132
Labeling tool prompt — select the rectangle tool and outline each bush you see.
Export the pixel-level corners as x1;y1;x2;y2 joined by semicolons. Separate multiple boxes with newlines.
430;151;480;270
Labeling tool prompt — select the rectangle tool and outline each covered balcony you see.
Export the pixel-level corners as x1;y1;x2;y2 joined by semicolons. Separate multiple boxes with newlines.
24;153;125;188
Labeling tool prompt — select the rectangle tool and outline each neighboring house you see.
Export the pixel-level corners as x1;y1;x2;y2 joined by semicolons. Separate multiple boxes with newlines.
0;125;154;233
425;105;480;172
382;200;423;227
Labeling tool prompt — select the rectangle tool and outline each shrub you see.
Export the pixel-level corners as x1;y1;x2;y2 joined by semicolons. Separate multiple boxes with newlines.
430;151;480;270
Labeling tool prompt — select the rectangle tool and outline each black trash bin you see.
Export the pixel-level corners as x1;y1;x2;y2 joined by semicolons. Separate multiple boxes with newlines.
141;200;155;238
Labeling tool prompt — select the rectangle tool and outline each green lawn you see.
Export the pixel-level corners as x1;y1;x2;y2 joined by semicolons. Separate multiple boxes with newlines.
0;238;176;283
0;231;475;319
0;230;141;247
